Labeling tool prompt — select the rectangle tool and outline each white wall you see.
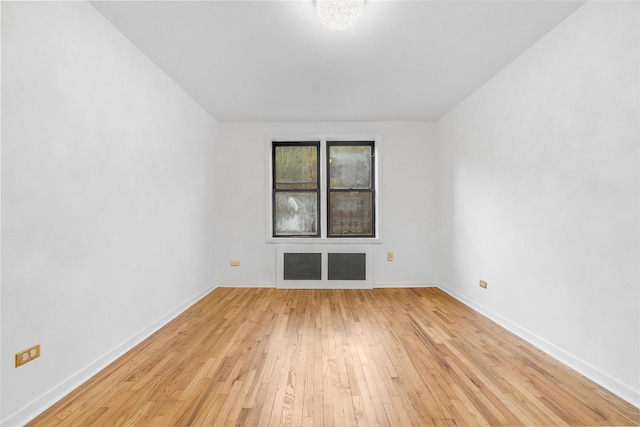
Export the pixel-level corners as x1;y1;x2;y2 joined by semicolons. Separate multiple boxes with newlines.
213;122;443;288
437;1;639;405
1;2;218;425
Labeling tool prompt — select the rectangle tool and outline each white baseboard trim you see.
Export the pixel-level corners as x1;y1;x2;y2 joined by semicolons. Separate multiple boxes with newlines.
216;282;276;288
438;285;640;408
3;284;218;427
277;283;373;290
216;282;440;290
374;281;440;288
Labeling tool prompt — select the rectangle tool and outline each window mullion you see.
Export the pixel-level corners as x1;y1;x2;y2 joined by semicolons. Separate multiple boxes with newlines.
319;139;328;238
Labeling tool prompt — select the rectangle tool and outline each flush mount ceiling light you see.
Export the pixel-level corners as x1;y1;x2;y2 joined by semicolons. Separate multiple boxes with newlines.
315;0;364;30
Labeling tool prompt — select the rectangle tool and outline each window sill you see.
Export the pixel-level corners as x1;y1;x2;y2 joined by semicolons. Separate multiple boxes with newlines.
266;237;382;245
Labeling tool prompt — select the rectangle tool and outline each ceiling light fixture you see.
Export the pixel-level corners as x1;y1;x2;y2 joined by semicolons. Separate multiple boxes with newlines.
315;0;364;30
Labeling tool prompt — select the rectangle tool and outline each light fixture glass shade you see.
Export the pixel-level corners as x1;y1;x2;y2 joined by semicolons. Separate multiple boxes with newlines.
315;0;364;30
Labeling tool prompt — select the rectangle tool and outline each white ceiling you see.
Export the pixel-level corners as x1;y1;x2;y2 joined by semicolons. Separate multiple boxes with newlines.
90;1;584;122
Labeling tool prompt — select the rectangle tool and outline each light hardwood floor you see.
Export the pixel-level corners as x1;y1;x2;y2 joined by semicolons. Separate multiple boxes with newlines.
28;288;638;426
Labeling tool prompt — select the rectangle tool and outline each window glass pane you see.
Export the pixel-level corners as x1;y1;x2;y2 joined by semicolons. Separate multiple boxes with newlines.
274;192;318;236
329;192;373;236
329;145;371;189
275;145;317;189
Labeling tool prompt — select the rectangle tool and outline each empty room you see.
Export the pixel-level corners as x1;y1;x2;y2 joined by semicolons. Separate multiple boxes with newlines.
1;0;638;425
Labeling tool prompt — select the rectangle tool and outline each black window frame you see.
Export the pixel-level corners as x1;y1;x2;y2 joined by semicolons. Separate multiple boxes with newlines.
326;141;376;238
272;141;321;238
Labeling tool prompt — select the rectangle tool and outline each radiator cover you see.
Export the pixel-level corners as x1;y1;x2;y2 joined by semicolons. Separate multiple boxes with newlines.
276;246;373;289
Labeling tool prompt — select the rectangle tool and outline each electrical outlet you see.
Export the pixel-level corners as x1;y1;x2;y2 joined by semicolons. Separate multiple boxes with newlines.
479;280;488;289
387;252;393;261
230;260;240;267
15;344;40;368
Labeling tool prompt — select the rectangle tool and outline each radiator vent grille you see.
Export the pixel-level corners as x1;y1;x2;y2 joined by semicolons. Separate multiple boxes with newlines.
328;253;366;281
283;253;322;280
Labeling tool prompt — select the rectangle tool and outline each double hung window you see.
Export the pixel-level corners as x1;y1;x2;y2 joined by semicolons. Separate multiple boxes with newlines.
271;139;376;239
272;142;320;237
327;142;375;237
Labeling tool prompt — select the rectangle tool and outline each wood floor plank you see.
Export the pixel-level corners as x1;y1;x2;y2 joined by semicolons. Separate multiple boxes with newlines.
27;288;639;426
